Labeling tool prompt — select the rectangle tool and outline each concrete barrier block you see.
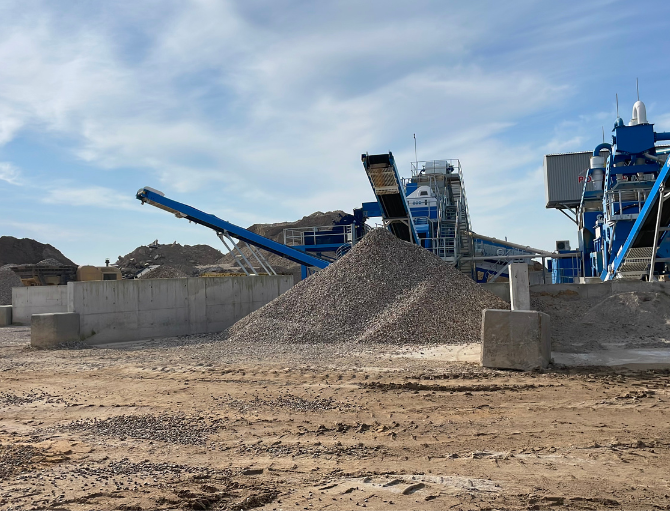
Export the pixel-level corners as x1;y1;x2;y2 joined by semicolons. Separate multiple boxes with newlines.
31;312;80;348
0;306;12;327
509;264;530;311
481;309;550;371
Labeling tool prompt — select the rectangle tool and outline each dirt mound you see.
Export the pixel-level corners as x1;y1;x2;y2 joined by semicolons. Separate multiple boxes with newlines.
0;265;22;305
228;228;508;346
116;242;223;277
142;265;189;279
0;236;75;267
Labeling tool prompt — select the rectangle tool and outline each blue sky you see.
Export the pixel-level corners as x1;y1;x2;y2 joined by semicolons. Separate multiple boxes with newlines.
1;0;670;264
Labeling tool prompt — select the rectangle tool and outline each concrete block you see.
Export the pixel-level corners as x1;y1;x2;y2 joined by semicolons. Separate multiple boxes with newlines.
509;263;530;311
31;313;80;348
0;306;12;327
481;283;510;302
481;309;550;371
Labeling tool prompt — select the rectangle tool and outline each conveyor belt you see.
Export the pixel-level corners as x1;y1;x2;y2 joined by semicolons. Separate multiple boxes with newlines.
136;188;331;270
605;158;670;280
361;152;419;244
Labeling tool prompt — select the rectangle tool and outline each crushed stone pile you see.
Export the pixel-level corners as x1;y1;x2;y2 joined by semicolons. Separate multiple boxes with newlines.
228;228;508;346
0;236;75;267
141;265;188;279
116;243;223;277
0;265;22;305
36;258;63;267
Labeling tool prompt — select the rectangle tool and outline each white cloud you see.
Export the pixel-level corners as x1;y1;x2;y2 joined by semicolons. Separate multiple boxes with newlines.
0;162;21;184
41;186;139;210
2;220;83;242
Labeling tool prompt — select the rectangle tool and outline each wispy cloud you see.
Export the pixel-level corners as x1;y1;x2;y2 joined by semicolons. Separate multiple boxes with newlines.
41;186;140;210
0;162;21;185
0;0;661;260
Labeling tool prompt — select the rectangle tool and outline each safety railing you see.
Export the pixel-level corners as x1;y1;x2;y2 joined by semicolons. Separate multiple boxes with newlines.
283;224;356;247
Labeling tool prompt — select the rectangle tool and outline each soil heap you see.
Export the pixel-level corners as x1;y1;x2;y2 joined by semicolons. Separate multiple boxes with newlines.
116;243;223;277
0;236;74;267
228;228;508;346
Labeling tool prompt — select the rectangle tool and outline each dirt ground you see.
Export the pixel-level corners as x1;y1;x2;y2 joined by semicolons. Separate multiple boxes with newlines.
2;326;670;511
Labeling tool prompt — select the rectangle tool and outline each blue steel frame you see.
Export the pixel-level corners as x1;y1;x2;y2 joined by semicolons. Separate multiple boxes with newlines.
136;188;331;270
604;157;670;280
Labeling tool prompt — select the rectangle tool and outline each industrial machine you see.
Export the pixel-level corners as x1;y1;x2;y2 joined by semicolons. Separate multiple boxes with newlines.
10;264;121;286
358;152;550;282
545;98;670;281
137;154;551;283
136;187;333;277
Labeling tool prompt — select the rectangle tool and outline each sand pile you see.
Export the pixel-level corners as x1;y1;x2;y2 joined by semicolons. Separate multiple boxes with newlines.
228;229;508;346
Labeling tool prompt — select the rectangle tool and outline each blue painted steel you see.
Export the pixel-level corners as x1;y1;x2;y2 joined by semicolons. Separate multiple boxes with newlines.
604;157;670;280
136;188;331;270
614;124;655;154
360;201;383;218
593;143;612;156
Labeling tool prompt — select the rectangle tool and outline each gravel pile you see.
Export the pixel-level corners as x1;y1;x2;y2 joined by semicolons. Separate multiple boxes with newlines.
141;265;189;279
116;242;222;277
36;257;63;266
0;265;22;305
228;228;508;346
61;414;223;445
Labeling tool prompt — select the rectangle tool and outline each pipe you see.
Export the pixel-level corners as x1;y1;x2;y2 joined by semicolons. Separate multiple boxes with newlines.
593;143;612;157
654;132;670;142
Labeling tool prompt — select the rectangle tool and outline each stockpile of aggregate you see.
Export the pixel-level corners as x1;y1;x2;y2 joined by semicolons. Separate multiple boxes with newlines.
36;258;63;266
0;265;22;305
116;243;223;277
0;236;75;267
228;229;508;346
141;265;188;279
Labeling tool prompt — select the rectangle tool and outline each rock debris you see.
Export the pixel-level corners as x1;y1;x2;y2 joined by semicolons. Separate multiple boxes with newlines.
141;265;189;279
228;229;508;346
58;414;224;446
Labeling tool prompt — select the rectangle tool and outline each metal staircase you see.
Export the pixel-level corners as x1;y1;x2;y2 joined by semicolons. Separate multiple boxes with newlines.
410;160;472;274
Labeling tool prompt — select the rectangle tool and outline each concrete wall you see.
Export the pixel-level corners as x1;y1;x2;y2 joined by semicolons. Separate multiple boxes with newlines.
68;275;293;345
11;285;69;325
481;280;670;303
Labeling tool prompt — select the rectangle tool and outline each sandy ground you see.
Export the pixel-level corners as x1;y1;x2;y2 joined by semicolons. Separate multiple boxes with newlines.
1;325;670;511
